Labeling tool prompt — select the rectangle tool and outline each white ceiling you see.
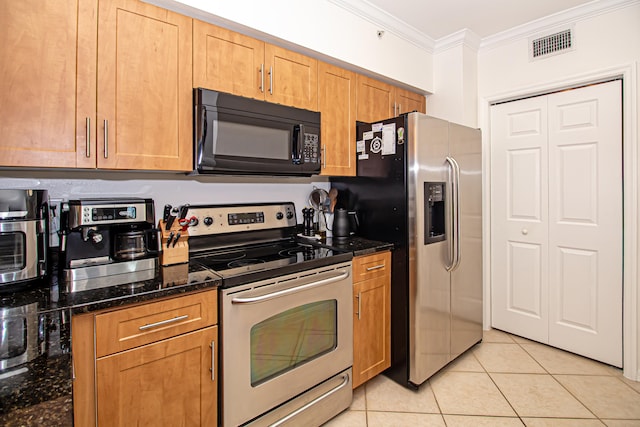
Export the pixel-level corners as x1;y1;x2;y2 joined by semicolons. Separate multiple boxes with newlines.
361;0;597;40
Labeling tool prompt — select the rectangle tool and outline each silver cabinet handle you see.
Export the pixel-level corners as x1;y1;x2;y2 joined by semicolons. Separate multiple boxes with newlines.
138;314;188;331
322;146;326;169
232;270;350;304
445;156;461;272
356;292;361;320
270;373;350;427
259;63;264;93
366;264;385;271
103;119;109;158
210;340;215;381
269;66;273;95
85;117;91;158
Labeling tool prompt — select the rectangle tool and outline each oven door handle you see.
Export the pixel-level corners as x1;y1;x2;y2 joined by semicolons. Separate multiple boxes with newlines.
231;270;350;304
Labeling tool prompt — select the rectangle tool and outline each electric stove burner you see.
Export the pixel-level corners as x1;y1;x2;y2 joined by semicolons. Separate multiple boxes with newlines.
227;259;266;268
278;245;316;258
200;250;246;263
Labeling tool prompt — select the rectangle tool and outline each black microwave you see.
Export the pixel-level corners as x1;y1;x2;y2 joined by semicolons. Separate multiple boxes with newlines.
194;88;321;176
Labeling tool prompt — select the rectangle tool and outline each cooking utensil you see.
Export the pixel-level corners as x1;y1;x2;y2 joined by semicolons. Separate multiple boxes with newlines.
309;188;329;212
328;188;338;213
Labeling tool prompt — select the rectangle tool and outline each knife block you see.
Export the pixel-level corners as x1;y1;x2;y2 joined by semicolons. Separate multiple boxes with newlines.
158;220;190;286
158;220;189;266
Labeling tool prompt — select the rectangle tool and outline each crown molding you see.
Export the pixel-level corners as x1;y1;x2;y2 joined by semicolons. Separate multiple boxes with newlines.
434;29;482;54
328;0;436;53
480;0;639;50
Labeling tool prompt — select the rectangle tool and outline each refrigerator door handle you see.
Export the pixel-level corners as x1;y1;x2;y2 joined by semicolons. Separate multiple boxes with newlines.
445;156;461;271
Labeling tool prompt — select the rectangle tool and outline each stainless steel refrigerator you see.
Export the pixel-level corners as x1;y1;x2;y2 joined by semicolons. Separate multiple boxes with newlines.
331;113;483;388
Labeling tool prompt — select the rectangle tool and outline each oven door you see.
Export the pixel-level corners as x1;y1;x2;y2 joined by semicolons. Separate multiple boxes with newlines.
0;220;44;285
221;262;352;427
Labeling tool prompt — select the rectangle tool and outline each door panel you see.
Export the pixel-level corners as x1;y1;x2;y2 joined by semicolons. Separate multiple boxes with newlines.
448;123;483;359
193;20;265;100
408;115;450;384
97;0;192;170
491;81;622;367
491;96;549;342
547;80;622;367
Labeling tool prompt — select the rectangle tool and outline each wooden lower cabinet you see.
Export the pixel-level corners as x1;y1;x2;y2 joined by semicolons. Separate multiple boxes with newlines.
96;327;217;426
72;290;218;427
352;251;391;388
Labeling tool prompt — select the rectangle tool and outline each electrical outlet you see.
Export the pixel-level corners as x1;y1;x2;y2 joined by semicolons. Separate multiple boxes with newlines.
49;198;63;248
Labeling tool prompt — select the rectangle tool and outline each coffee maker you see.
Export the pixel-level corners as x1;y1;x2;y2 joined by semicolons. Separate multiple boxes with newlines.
59;198;158;292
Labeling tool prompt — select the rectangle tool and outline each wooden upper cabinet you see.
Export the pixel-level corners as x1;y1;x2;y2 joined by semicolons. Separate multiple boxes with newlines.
193;20;265;100
96;0;192;171
0;0;192;171
318;62;357;176
356;74;395;123
0;0;95;168
193;21;318;111
396;87;426;114
265;44;318;111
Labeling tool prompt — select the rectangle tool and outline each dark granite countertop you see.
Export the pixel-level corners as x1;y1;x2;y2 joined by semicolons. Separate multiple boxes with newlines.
321;236;393;256
0;238;389;425
0;260;221;425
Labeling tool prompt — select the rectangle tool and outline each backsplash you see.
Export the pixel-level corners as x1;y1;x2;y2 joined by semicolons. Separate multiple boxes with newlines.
0;171;329;246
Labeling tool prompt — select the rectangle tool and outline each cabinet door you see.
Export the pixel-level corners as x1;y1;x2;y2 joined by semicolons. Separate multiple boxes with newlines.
356;74;394;123
193;20;265;100
96;326;218;426
0;0;96;168
318;62;357;176
265;44;318;111
396;87;426;114
97;0;192;171
353;274;391;388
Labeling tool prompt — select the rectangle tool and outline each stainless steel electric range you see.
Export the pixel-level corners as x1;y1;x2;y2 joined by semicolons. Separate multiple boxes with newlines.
184;202;354;427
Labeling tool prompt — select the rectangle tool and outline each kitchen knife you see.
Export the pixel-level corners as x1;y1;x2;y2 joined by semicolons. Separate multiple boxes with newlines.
166;231;175;248
172;232;181;247
179;204;189;220
162;204;172;228
166;214;176;231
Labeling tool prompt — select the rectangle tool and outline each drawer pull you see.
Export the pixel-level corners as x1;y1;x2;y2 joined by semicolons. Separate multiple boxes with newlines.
366;264;385;271
138;314;188;331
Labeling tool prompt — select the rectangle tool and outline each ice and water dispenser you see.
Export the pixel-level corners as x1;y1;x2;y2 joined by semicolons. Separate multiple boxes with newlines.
424;182;445;244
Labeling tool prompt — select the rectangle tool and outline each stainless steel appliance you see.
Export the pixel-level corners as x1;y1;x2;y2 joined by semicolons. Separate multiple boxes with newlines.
0;302;41;371
186;202;353;426
332;113;483;388
0;189;48;289
59;198;158;292
194;88;321;176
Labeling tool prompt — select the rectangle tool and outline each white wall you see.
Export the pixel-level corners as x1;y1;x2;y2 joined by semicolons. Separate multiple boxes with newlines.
146;0;434;93
429;32;479;127
477;2;640;380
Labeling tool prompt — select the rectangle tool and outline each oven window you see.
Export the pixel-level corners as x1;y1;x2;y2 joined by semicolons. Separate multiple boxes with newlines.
0;232;25;273
250;300;337;386
0;318;28;358
216;121;290;160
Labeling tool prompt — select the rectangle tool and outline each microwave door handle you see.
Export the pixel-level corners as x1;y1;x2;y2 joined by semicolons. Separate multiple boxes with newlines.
292;124;304;165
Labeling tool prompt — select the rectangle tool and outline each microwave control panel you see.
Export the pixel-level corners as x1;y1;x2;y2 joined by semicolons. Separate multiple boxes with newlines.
303;133;320;164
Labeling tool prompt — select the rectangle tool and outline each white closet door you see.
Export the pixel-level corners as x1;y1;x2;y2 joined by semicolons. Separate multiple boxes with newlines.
490;81;622;367
547;80;622;367
490;96;549;343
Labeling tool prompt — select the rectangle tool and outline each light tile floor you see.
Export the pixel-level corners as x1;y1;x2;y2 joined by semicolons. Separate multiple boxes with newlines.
324;329;640;427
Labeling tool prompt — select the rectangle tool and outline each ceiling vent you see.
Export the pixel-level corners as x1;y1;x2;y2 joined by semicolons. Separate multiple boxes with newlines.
529;27;574;60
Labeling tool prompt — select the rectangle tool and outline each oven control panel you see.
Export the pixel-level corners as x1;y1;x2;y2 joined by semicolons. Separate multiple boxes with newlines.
184;203;297;237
